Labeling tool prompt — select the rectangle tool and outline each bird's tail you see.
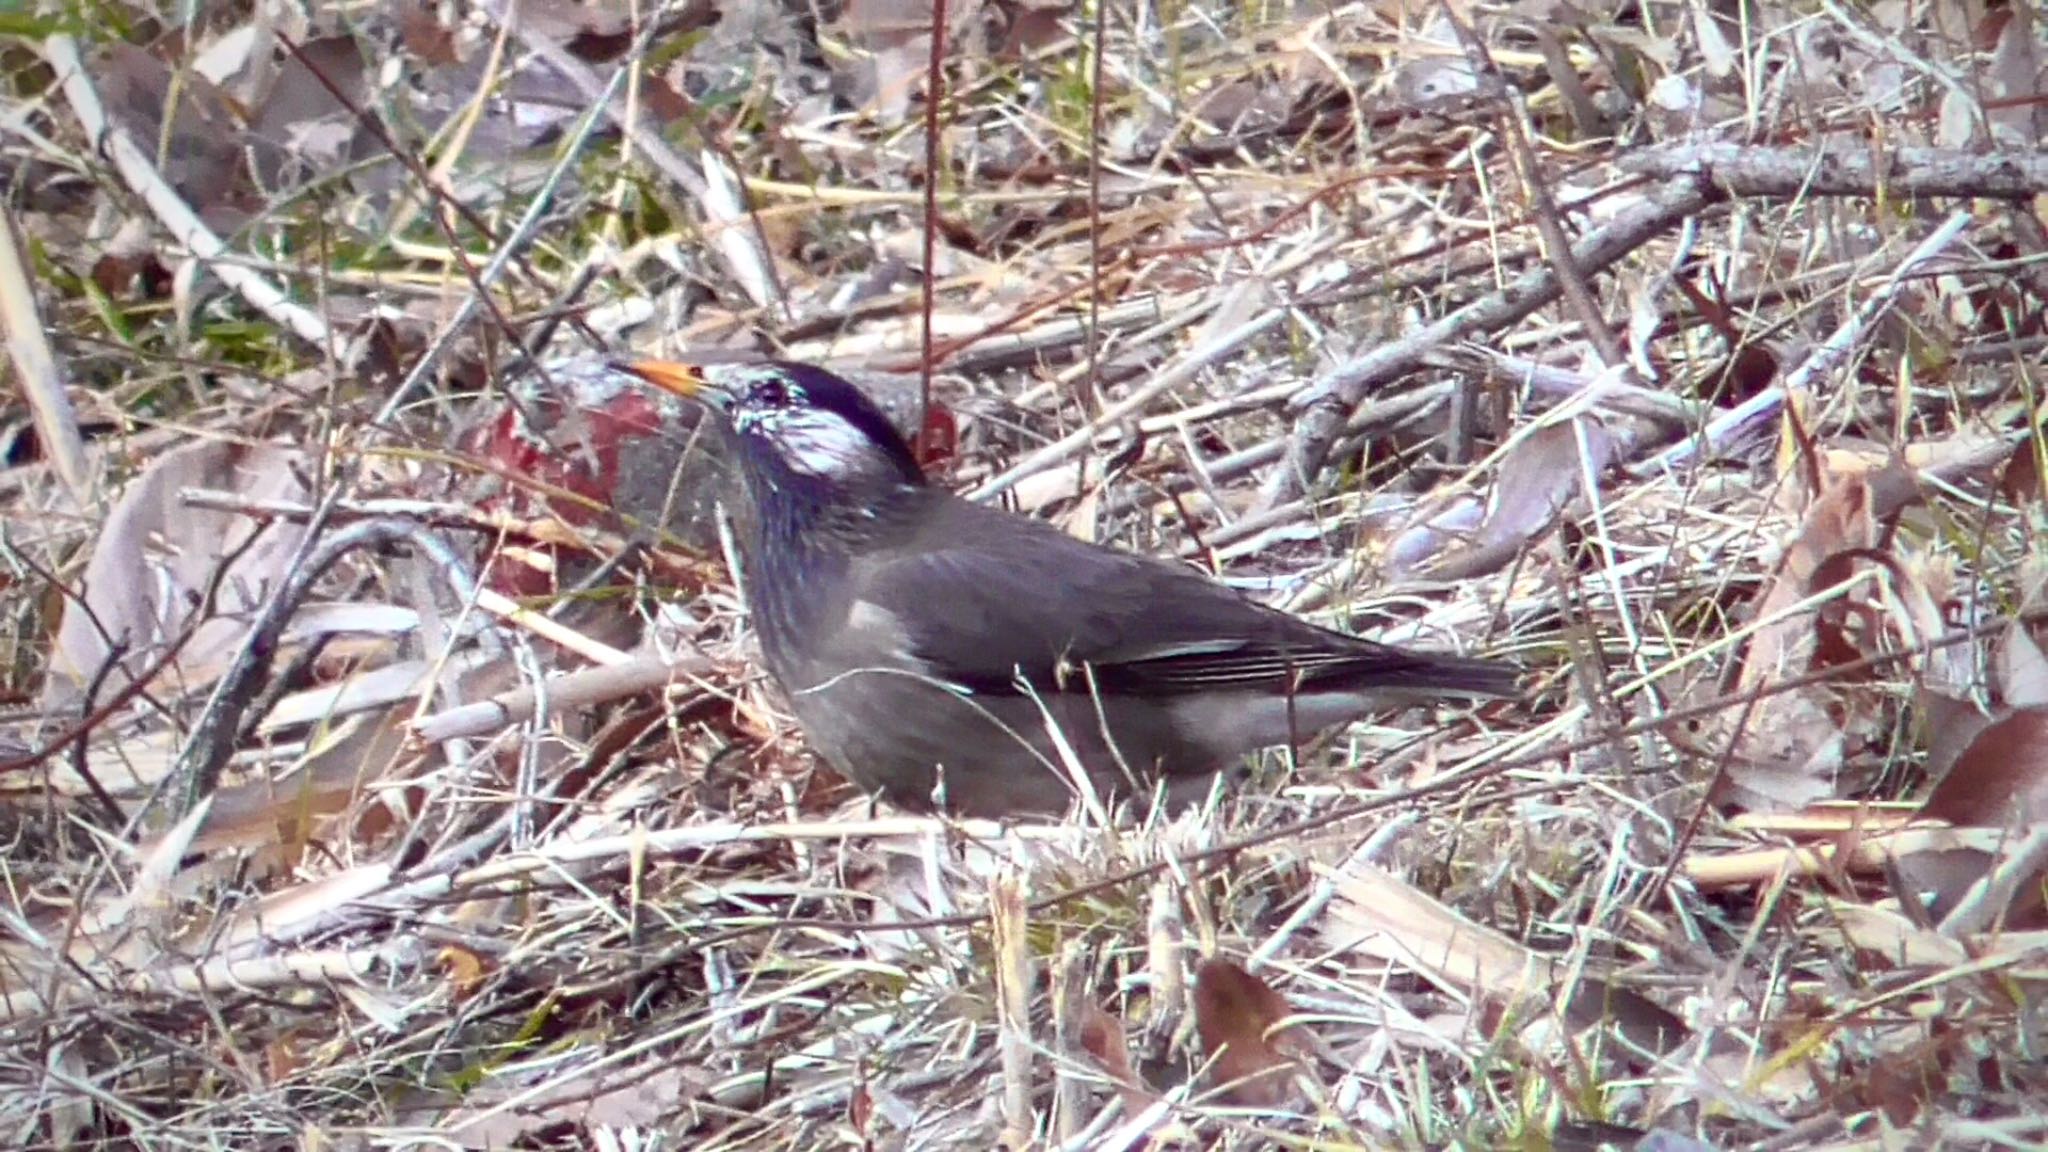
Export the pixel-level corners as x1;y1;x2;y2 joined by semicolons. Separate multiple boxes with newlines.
1378;650;1522;701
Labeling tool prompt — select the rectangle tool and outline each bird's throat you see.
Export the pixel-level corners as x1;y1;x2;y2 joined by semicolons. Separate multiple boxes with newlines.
731;465;909;669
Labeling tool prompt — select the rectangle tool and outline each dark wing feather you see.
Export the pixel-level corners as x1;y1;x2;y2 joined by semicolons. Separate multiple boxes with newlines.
846;492;1515;699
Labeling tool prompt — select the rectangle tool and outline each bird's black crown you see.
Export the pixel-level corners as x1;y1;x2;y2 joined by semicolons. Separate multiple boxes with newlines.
719;362;925;487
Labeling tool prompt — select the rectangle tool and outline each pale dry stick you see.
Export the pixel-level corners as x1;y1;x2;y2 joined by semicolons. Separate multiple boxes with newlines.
1623;141;2048;200
699;150;780;317
1938;823;2048;938
991;872;1035;1149
167;71;628;821
410;654;704;743
1135;381;1295;434
1249;812;1419;970
0;203;89;503
43;34;331;347
125;940;427;999
486;0;783;314
181;489;541;536
1171;423;1230;526
256;652;491;734
1052;1092;1130;1152
1632;208;1976;478
1081;1085;1186;1152
472;586;633;667
1439;347;1707;427
1265;177;1716;514
972;308;1291;501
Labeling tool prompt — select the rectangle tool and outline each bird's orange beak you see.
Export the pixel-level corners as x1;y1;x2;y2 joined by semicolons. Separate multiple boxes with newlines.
612;358;710;400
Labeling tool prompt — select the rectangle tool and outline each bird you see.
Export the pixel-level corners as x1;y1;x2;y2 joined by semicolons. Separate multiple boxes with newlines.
612;357;1519;818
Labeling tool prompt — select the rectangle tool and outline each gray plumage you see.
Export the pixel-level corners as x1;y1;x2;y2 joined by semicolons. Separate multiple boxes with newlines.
616;358;1518;817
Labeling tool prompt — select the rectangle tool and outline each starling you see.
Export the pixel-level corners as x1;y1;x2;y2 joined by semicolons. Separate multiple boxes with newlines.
614;358;1518;817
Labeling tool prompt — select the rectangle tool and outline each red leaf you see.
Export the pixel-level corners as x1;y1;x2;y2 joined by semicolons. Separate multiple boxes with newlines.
1193;959;1305;1108
914;400;958;472
1921;708;2048;827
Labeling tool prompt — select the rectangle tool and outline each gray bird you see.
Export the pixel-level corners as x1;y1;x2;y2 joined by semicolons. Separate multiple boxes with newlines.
615;358;1518;817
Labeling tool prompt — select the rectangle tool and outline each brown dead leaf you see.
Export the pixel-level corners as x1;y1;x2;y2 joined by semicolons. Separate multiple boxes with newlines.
437;946;490;1000
42;441;310;715
1998;434;2043;509
1321;858;1688;1059
1921;708;2048;827
1710;474;1876;811
1997;627;2048;709
1424;416;1614;581
95;43;253;224
1901;708;2048;928
1921;689;1998;784
1480;418;1614;551
994;0;1070;55
400;2;463;66
835;0;986;123
441;1063;705;1143
1076;1001;1156;1117
1193;958;1305;1108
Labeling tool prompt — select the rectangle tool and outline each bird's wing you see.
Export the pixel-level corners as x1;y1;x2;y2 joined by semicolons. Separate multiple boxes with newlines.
846;496;1485;698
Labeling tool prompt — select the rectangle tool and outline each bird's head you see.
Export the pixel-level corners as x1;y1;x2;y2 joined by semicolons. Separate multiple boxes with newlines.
613;359;925;489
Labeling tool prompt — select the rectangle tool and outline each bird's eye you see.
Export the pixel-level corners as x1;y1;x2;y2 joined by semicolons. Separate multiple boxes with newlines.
754;378;793;407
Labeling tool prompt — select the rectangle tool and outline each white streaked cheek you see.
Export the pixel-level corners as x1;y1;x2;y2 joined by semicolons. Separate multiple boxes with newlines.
754;411;872;477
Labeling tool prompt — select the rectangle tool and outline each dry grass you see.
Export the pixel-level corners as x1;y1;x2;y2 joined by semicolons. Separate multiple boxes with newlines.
3;0;2048;1149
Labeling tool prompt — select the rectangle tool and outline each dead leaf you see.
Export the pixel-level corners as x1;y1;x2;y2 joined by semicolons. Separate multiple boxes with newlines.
1385;493;1484;578
248;36;372;189
1482;418;1614;546
1193;958;1306;1108
94;43;253;224
834;0;982;123
1076;1001;1157;1117
1998;434;2043;509
1390;17;1481;110
42;441;311;715
441;1062;705;1144
1921;708;2048;828
1998;627;2048;709
1899;708;2048;928
993;0;1070;54
1320;857;1688;1057
1423;416;1615;580
1985;6;2045;145
438;946;490;1000
400;2;463;66
1921;689;1998;784
1711;473;1875;811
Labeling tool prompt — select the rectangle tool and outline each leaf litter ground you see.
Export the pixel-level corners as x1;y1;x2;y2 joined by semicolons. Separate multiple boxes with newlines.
4;1;2048;1148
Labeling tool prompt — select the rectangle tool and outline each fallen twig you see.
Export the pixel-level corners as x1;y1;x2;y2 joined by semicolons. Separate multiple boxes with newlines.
1261;177;1717;512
